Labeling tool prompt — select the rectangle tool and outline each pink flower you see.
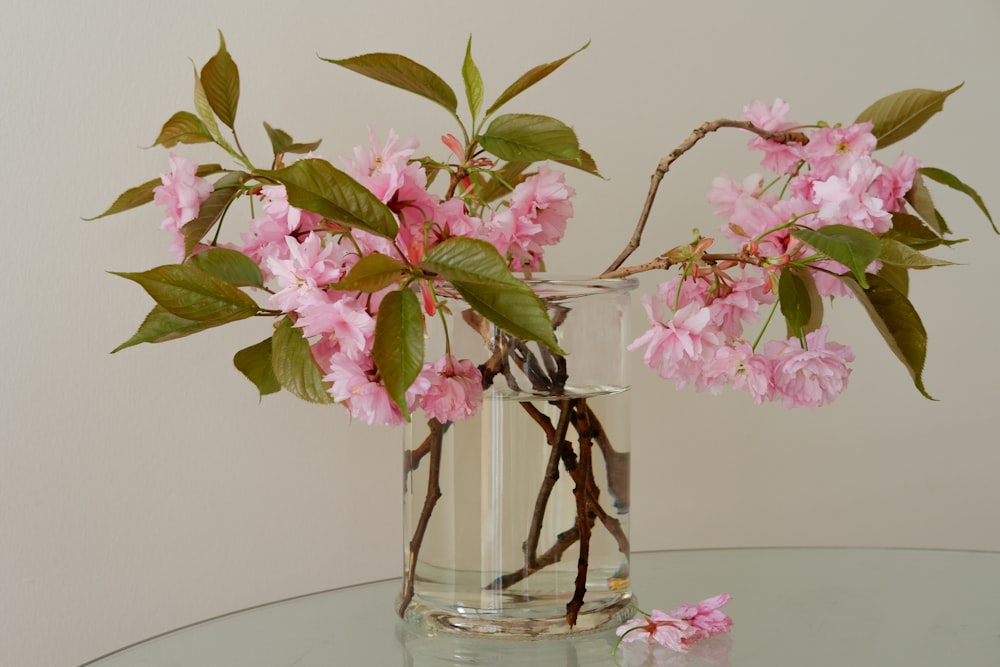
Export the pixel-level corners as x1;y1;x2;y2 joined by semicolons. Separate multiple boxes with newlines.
870;152;922;212
266;233;349;315
615;610;698;653
257;185;323;234
707;273;772;338
810;157;892;234
707;172;767;220
153;154;214;260
324;352;427;426
742;98;804;174
699;341;773;403
803;122;877;180
342;128;419;203
419;355;483;423
485;167;574;269
628;300;725;389
669;593;733;640
297;295;375;355
762;327;855;408
616;595;733;656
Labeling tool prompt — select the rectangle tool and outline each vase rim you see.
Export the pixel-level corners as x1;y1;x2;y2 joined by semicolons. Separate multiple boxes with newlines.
511;274;640;292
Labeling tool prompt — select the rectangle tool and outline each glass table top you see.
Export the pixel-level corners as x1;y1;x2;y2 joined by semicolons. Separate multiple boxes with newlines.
79;548;1000;666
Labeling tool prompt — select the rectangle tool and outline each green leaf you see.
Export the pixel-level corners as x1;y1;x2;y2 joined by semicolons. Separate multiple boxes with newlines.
421;237;562;354
257;159;398;238
920;166;996;234
778;267;822;341
335;253;406;293
478;113;580;163
111;305;220;352
878;237;957;269
271;317;334;404
192;61;224;143
842;273;933;400
263;121;322;156
111;264;259;323
790;225;881;288
476;161;532;203
877;263;909;297
200;31;240;129
855;84;962;149
555;147;602;177
83;164;224;220
322;52;457;114
186;247;263;287
484;41;589;119
462;36;484;121
371;288;425;419
234;337;281;397
905;172;949;235
885;212;956;251
181;171;250;257
153;111;214;147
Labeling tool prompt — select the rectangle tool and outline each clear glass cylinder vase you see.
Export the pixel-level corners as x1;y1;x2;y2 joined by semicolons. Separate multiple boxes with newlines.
399;277;638;637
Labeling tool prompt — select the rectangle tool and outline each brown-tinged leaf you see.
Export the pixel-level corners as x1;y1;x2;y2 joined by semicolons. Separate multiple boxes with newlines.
842;273;933;400
271;317;334;404
484;42;589;118
855;84;962;149
322;52;457;114
200;31;240;129
920;166;996;234
153;111;214;148
234;337;281;397
371;288;425;419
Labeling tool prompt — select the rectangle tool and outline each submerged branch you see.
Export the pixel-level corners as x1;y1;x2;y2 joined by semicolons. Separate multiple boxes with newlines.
398;418;447;617
567;406;595;627
523;399;577;569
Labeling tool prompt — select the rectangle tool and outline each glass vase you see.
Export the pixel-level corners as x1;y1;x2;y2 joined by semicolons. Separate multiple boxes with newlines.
399;277;638;637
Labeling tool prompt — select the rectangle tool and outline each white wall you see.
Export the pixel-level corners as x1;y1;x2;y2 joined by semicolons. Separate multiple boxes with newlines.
2;1;998;665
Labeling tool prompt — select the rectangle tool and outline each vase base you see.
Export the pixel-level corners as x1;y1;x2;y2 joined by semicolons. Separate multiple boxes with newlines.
399;592;635;639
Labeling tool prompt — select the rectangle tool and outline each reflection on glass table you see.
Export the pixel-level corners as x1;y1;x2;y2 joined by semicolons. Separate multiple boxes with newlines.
79;548;1000;667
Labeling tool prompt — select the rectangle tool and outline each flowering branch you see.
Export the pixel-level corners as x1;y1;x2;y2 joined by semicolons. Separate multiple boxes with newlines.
93;35;993;637
603;120;809;273
600;250;768;280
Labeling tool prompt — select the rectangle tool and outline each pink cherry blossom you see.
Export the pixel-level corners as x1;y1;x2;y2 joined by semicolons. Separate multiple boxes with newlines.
297;295;375;355
810;157;892;233
707;172;768;220
325;353;401;426
258;184;323;234
707;273;773;337
763;327;855;408
742;98;804;174
698;341;773;403
485;167;574;269
342;127;419;203
153;154;214;260
628;300;725;389
615;610;699;653
419;355;483;423
669;593;733;640
616;595;733;657
870;152;922;212
803;121;877;180
267;232;349;315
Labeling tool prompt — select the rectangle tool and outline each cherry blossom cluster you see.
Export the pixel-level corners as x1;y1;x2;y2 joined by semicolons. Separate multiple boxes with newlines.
153;130;575;426
615;593;733;654
629;99;919;408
